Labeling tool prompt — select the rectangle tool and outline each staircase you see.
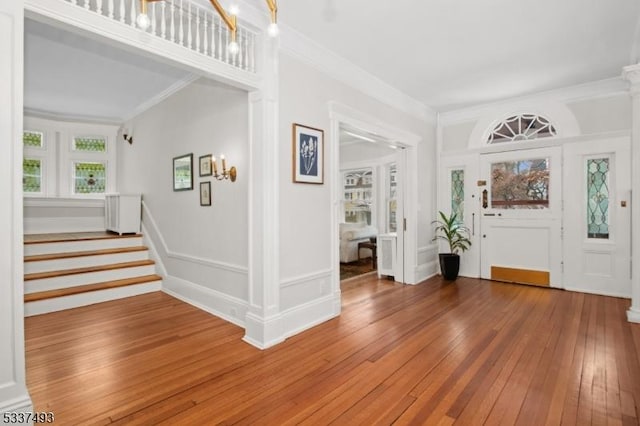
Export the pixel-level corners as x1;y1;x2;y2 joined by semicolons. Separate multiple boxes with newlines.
24;233;162;316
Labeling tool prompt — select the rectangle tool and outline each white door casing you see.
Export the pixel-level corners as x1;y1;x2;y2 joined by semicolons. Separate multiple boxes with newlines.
563;137;631;298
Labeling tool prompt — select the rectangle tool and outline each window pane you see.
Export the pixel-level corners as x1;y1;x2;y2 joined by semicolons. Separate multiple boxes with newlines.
451;169;464;221
491;158;549;209
343;169;373;224
388;164;397;232
74;137;106;152
587;158;609;239
488;114;556;144
23;131;43;148
74;162;106;194
23;158;42;193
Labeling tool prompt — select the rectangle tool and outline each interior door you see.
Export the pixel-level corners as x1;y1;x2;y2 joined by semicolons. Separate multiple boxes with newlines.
563;137;631;297
440;154;480;277
479;147;563;287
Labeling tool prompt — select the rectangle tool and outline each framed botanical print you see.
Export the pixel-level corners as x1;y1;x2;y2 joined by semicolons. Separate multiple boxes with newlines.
292;123;324;184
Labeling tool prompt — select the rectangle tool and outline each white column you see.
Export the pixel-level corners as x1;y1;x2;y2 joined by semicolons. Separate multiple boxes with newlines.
0;0;33;413
623;64;640;323
244;35;283;348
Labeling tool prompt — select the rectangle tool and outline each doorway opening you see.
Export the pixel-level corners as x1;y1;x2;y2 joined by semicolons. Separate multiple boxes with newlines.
337;123;404;282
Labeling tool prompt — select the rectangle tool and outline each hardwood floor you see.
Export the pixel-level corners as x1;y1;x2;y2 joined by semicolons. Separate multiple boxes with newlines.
25;276;640;425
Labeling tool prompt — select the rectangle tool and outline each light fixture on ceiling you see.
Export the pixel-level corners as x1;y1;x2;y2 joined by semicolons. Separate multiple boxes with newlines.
211;154;237;182
344;130;376;143
136;0;279;54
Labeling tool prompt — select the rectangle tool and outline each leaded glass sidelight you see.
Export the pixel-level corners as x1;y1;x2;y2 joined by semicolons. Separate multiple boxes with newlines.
451;169;464;221
74;162;106;194
587;158;609;239
73;137;107;152
23;158;42;193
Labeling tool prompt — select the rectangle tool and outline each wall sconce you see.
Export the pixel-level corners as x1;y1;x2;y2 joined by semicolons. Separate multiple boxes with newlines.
212;154;237;182
122;128;133;144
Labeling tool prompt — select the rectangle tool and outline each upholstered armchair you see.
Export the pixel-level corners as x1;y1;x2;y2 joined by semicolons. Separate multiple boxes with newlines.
339;222;378;263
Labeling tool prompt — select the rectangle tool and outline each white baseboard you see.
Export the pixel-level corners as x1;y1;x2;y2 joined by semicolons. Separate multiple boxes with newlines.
627;307;640;323
24;217;104;234
281;293;340;340
243;312;286;350
162;275;248;328
0;385;32;415
415;260;438;284
563;286;631;299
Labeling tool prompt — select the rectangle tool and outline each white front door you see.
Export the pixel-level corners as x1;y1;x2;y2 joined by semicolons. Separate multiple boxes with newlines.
479;147;563;287
563;137;631;297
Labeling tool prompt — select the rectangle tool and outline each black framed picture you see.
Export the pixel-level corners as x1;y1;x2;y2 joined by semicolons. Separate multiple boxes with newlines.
173;153;193;191
200;181;211;206
199;154;212;177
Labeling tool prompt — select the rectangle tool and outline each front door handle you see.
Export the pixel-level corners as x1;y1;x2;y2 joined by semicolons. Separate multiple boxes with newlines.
482;189;488;209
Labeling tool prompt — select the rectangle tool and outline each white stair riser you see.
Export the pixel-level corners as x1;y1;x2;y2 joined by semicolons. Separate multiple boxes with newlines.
25;265;157;294
25;251;149;274
25;281;162;317
24;237;143;256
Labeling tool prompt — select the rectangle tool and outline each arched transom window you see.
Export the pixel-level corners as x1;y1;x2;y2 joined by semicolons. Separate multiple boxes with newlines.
487;114;557;144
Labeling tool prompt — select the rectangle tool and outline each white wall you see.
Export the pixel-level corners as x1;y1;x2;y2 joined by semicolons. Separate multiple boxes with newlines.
0;0;32;414
118;78;250;325
278;52;436;315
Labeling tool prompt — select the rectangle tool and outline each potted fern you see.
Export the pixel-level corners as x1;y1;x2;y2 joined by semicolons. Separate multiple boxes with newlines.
432;211;471;280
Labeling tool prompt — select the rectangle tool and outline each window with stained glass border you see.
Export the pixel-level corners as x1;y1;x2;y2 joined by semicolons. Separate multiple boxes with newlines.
73;136;107;152
73;162;106;194
586;157;610;239
23;131;44;148
23;158;42;193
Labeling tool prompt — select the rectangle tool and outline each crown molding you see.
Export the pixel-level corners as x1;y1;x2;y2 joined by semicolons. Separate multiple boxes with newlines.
279;26;435;125
439;77;629;126
123;74;199;122
23;107;123;125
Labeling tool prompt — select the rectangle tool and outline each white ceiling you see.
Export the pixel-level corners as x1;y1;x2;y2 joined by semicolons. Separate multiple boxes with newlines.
24;19;193;123
23;1;640;120
279;0;640;111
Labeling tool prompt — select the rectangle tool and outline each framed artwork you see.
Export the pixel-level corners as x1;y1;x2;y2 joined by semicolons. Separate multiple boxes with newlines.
199;154;212;177
200;181;212;206
292;123;324;184
173;153;193;191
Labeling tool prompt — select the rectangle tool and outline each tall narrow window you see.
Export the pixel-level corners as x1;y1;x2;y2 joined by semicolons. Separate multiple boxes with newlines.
23;130;45;195
587;158;609;239
343;169;373;225
23;159;42;193
451;169;464;221
387;164;397;232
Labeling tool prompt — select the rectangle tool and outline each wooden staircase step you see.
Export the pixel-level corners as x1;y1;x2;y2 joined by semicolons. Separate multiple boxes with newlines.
25;246;149;262
24;274;162;303
24;260;156;281
24;232;142;245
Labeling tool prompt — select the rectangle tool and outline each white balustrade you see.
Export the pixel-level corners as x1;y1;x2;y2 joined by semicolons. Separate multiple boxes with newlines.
61;0;257;73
